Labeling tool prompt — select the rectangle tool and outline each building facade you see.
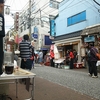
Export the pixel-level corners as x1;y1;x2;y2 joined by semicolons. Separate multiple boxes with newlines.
53;0;100;63
18;0;60;50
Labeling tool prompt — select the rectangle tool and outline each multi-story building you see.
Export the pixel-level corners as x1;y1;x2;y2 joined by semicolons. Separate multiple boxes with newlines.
53;0;100;62
18;0;61;50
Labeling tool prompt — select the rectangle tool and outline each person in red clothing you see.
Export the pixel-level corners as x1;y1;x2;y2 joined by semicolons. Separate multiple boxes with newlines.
50;50;55;67
69;49;74;69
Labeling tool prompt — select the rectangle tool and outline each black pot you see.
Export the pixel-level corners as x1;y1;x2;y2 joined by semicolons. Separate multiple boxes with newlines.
5;65;14;74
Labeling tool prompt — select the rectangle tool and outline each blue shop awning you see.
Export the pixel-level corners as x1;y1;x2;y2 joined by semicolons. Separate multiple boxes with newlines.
45;35;52;45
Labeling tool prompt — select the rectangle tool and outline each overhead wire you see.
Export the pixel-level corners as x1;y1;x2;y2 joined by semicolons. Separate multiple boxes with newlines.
7;0;87;30
84;0;100;14
36;0;47;10
20;0;57;17
91;0;100;12
38;1;49;11
37;0;100;30
37;0;85;18
16;0;100;33
39;0;75;18
50;0;99;15
41;8;58;17
59;0;70;7
36;0;59;17
31;0;59;22
31;1;49;15
32;1;50;13
93;0;100;6
30;0;60;27
59;0;85;13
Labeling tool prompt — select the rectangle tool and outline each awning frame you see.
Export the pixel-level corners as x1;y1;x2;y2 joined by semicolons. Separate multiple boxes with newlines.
81;24;100;36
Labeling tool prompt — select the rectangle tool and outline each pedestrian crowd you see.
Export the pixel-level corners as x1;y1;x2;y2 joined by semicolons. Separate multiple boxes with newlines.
17;35;99;79
65;49;78;69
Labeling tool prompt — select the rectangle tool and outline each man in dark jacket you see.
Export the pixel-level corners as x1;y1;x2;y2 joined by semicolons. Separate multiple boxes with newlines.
89;43;98;78
0;0;5;75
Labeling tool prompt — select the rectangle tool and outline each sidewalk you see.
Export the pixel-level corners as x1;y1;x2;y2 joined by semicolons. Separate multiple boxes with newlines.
8;77;97;100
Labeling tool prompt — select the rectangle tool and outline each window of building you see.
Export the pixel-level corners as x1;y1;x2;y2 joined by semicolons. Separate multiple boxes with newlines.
44;35;52;45
67;11;86;26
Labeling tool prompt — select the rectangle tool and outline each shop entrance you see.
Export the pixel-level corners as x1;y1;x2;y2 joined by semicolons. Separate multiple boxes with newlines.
65;45;73;51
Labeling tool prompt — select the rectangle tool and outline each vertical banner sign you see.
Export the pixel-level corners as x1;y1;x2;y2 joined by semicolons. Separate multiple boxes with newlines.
34;26;38;33
32;26;38;39
50;20;55;36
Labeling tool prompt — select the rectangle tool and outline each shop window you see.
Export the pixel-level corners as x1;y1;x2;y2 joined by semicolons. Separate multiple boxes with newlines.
67;11;86;26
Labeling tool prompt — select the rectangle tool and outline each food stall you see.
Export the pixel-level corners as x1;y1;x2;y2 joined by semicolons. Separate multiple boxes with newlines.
53;58;65;68
0;67;36;100
1;47;36;100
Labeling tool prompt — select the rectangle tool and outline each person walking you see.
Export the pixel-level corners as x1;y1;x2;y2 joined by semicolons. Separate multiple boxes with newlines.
73;49;78;63
31;41;35;68
65;50;70;65
38;50;43;65
69;49;74;69
19;35;33;70
50;50;55;67
86;49;92;76
89;43;98;78
0;0;5;75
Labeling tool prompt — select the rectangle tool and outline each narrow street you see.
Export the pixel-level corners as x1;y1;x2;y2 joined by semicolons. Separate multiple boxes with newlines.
31;64;100;100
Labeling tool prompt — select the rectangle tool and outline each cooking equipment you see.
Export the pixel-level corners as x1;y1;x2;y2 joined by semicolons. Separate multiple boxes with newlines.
5;65;14;74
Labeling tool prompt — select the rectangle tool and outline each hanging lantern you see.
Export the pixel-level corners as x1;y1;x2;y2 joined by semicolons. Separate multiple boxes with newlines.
5;7;10;15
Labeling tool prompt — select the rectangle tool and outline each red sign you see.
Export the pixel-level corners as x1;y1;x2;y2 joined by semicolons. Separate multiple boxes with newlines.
15;35;22;44
50;44;54;50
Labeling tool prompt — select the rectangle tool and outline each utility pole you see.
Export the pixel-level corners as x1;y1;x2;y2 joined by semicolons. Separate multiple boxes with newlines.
29;0;33;41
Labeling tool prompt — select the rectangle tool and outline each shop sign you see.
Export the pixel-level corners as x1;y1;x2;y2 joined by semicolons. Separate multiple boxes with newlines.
15;35;22;44
32;34;38;39
84;36;95;42
50;20;55;36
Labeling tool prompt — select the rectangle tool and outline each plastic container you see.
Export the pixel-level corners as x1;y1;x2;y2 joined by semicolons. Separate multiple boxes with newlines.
5;65;14;74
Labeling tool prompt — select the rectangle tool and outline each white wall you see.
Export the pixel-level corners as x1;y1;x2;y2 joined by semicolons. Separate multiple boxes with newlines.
55;0;100;36
19;29;29;38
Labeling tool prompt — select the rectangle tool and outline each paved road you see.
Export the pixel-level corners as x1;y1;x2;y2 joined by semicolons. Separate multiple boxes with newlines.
32;64;100;100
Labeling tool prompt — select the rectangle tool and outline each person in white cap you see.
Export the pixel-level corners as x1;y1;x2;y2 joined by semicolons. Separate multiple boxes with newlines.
0;0;5;75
